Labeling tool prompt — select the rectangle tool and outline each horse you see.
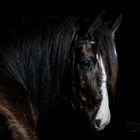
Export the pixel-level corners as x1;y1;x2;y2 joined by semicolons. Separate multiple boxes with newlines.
0;13;121;140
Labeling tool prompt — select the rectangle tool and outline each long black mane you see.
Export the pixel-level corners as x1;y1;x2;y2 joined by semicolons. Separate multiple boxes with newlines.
0;16;83;112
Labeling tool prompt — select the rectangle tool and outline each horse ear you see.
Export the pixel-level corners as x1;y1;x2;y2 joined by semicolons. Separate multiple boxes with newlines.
87;10;105;35
111;15;122;36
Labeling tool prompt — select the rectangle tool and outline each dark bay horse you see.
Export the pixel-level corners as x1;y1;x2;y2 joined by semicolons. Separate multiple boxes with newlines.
0;13;121;139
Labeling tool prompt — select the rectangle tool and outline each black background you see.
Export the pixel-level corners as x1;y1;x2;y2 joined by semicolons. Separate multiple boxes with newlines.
0;3;140;139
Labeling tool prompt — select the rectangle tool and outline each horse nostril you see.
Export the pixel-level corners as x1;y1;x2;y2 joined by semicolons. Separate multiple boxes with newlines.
95;119;101;127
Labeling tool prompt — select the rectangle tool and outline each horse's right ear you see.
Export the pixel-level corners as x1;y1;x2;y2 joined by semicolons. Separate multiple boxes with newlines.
111;15;122;36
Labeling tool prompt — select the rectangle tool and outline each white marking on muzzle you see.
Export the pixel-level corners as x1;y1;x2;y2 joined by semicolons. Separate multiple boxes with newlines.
95;56;111;130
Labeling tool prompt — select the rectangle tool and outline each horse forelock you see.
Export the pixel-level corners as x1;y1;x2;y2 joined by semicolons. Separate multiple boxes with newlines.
95;26;118;94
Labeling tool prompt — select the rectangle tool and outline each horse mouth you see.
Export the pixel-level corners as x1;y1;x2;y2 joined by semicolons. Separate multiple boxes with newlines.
93;119;110;131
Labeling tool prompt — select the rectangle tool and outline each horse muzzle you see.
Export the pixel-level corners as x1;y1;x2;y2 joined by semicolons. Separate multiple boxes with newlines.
94;107;111;131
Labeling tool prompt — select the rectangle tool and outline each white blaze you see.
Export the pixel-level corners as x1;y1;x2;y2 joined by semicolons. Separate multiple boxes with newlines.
95;55;111;130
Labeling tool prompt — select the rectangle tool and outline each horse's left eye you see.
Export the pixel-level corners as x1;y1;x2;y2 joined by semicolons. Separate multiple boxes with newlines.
79;58;92;70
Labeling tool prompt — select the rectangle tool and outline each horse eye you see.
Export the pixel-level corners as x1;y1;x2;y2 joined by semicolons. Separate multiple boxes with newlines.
79;58;92;70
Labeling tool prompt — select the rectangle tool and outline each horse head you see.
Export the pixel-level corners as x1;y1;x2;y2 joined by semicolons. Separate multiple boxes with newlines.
72;13;122;131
